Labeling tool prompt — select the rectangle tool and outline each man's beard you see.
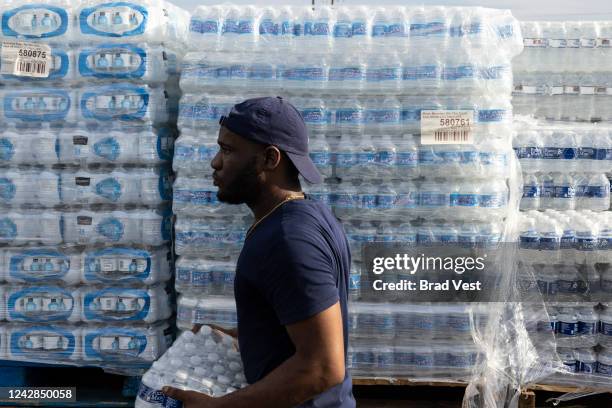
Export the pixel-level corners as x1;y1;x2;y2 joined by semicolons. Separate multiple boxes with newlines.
216;158;261;205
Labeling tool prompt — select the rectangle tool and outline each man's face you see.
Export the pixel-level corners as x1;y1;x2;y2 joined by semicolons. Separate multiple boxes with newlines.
210;127;263;205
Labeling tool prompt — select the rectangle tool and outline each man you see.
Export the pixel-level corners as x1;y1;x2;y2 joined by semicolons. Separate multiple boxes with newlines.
163;97;355;408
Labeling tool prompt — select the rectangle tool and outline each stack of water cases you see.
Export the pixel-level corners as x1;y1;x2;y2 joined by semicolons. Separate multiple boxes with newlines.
514;118;612;386
513;21;612;388
0;0;189;373
178;4;523;380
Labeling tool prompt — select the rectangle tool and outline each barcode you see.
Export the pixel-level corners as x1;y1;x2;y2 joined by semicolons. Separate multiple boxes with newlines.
17;60;46;75
434;130;470;142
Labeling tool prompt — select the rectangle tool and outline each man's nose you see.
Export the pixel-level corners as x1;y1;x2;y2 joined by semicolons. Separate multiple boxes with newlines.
211;150;222;170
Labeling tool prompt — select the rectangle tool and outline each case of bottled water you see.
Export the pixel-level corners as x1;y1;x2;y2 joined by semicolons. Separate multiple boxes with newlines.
0;0;183;372
135;326;246;407
1;245;170;286
0;0;189;46
4;321;171;367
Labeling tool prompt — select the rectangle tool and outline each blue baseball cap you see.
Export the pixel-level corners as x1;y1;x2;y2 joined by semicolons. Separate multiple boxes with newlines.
219;96;322;184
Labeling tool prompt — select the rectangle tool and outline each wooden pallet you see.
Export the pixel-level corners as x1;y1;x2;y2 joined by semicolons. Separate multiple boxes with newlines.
353;377;612;408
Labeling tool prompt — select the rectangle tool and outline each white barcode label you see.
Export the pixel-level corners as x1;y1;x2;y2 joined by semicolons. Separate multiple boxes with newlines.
1;41;51;78
421;110;474;145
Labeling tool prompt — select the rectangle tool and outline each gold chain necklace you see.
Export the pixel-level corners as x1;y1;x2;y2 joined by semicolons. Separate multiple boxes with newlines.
246;193;305;239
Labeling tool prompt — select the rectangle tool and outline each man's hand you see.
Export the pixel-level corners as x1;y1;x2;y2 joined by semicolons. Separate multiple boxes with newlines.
191;324;238;339
162;386;216;408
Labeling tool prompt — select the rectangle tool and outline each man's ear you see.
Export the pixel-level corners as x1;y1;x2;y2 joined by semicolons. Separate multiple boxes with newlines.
263;146;282;170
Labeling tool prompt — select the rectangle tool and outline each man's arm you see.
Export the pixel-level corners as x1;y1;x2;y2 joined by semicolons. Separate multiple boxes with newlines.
163;301;346;408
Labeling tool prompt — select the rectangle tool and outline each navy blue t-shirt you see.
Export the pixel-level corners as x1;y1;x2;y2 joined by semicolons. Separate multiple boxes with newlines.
234;198;355;408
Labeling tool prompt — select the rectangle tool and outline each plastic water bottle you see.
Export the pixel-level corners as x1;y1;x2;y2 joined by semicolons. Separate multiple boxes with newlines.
365;52;401;94
303;6;334;52
539;173;554;210
309;134;332;178
327;54;366;93
332;97;364;135
258;7;279;50
585;173;610;211
334;134;356;180
394;135;418;178
277;6;295;51
552;173;576;210
543;22;567;72
579;22;599;73
521;174;541;211
354;135;375;179
294;97;330;134
594;129;612;170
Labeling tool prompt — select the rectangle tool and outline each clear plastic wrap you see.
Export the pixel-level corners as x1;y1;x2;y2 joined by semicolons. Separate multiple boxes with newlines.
173;7;531;408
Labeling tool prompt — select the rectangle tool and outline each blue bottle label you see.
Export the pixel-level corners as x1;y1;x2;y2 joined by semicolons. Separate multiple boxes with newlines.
543;147;562;159
335;109;363;125
377;194;396;209
577;321;597;335
310;151;331;166
480;193;505;208
333;22;351;38
557;321;577;335
554;186;575;198
420;192;445;207
579;361;596;374
539;237;561;251
334;152;355;167
578;147;597;160
523;185;540;198
396;151;417;167
587;186;607;198
450;193;478;207
0;138;15;161
359;193;377;209
396;192;417;209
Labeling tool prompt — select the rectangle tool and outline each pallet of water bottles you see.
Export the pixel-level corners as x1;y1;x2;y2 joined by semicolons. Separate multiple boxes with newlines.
514;119;612;212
